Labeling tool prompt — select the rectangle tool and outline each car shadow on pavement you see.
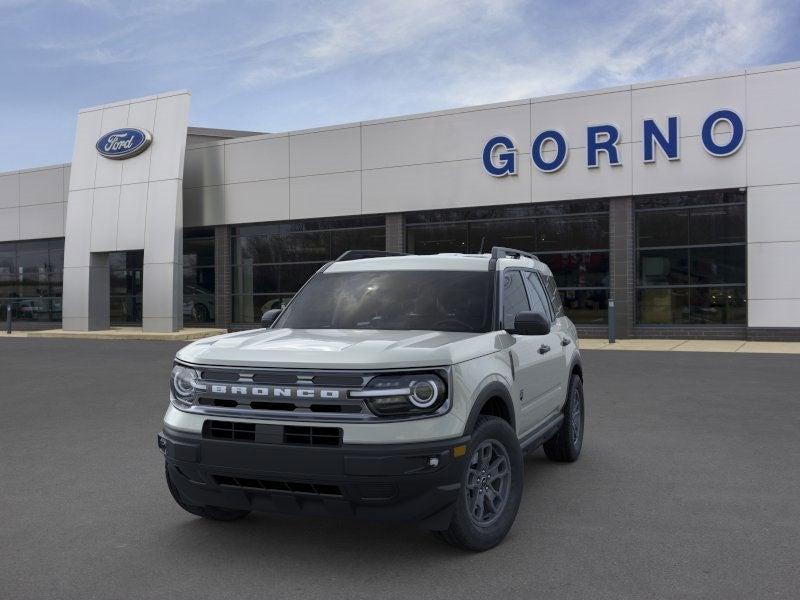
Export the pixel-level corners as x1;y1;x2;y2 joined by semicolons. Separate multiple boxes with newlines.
149;448;564;563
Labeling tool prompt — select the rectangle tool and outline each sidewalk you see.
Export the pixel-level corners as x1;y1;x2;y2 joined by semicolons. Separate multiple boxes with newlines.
578;338;800;354
0;327;226;341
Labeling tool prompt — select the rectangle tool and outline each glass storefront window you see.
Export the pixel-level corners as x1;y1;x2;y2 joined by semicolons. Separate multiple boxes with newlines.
689;204;746;245
537;215;609;251
407;223;468;254
233;294;295;323
561;289;607;324
331;228;388;257
635;190;746;325
0;239;64;322
689;246;746;285
689;286;747;325
467;221;534;253
637;288;690;324
183;237;214;268
109;250;143;325
184;228;216;325
405;201;610;324
638;249;689;286
0;243;16;273
543;252;609;288
637;210;689;247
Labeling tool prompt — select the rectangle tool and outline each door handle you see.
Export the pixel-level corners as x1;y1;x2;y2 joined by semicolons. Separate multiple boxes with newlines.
538;344;551;354
560;337;571;346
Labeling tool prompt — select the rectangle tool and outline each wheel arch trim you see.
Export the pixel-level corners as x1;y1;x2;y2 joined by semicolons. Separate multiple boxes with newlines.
559;354;584;411
463;381;516;434
570;354;583;379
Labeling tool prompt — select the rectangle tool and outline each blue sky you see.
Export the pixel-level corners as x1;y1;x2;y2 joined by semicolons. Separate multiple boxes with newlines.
1;0;798;171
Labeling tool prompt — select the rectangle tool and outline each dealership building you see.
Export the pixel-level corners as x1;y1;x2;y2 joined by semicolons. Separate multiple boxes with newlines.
1;61;799;339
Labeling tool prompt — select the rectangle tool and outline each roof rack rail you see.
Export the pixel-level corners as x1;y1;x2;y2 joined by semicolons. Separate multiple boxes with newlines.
490;246;539;261
334;249;408;262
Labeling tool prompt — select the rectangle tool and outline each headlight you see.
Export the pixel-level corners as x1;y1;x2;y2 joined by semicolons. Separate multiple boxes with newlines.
351;373;448;417
170;364;201;407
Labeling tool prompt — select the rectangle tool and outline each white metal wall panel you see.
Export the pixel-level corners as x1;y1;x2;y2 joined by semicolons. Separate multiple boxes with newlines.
291;171;361;220
19;166;63;206
225;136;288;184
290;126;361;177
745;66;800;130
0;207;19;239
0;173;19;209
62;91;190;332
362;102;530;170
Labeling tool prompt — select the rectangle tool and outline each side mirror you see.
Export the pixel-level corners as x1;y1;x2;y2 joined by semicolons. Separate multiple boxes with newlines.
261;308;282;329
509;311;551;336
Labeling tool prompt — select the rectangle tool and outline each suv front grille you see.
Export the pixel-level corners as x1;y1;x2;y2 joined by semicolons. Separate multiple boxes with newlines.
190;368;372;421
197;397;363;414
203;420;342;447
205;420;255;441
283;426;342;447
181;366;451;423
213;475;343;497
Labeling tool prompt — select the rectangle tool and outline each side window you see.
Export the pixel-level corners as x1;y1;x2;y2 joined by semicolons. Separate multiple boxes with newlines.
543;273;565;318
502;271;531;329
522;271;551;320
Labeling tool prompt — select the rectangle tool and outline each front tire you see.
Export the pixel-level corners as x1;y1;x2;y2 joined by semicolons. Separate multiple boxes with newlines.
438;416;523;551
165;464;250;521
543;373;584;462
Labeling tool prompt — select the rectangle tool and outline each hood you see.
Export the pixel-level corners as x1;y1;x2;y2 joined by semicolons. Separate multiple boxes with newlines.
176;328;502;369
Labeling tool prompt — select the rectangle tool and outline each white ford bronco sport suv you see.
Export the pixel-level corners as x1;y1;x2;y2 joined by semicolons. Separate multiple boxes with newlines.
159;247;584;551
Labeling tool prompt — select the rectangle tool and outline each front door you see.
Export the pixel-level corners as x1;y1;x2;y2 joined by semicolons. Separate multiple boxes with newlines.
500;270;564;435
522;270;566;416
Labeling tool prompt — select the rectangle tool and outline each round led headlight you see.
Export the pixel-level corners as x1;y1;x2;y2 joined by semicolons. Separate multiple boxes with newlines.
353;372;448;417
409;379;439;408
170;364;200;406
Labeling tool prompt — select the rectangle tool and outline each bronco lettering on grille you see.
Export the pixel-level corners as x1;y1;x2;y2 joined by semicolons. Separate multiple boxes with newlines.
208;385;341;400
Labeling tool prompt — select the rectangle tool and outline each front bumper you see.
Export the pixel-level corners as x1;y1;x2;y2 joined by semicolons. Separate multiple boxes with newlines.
159;424;470;530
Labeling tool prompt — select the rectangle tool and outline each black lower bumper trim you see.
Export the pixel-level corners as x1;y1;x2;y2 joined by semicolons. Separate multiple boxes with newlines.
159;424;469;529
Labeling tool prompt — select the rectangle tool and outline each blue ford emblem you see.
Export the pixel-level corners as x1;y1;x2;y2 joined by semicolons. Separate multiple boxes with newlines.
96;128;152;160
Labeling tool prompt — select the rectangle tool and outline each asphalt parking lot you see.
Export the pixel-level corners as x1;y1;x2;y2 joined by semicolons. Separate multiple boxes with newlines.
1;339;798;600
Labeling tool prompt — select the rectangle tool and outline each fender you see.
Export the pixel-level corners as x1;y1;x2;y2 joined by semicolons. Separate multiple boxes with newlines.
569;352;583;381
559;352;584;412
463;381;516;434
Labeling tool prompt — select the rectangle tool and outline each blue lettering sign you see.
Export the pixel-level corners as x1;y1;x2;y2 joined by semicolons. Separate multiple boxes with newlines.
643;116;679;162
482;135;517;176
531;130;568;173
701;109;745;157
587;124;621;168
482;108;745;176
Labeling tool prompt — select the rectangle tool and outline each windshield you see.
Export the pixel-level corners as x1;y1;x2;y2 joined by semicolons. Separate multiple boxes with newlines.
274;270;494;333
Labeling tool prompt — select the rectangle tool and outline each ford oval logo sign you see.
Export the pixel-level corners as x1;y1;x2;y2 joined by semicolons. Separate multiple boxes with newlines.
95;128;152;160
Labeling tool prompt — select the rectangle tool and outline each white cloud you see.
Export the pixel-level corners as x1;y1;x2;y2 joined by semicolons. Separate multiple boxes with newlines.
433;0;783;106
65;0;219;16
19;0;785;102
236;0;521;88
210;0;784;116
